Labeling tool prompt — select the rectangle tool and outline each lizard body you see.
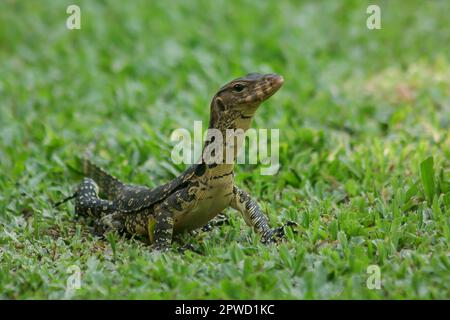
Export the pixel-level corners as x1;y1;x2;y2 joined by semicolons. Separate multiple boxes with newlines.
56;73;286;250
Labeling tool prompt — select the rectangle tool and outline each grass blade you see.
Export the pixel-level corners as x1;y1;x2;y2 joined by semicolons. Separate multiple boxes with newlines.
420;156;435;204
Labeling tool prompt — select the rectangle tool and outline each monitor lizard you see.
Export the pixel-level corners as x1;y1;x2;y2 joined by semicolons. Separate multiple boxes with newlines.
55;73;293;250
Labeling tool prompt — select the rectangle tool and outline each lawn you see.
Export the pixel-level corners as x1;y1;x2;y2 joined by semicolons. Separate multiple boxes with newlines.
0;0;449;299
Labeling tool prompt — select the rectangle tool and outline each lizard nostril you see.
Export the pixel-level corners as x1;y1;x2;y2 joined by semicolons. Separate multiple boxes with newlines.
265;74;284;86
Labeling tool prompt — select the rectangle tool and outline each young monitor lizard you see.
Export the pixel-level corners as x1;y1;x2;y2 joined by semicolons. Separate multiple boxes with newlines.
56;73;289;250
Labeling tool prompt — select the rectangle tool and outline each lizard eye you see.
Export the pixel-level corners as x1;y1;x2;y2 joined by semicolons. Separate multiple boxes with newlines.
232;84;245;92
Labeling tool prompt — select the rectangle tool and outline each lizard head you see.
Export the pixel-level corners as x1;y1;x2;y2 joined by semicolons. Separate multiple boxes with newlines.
208;73;284;130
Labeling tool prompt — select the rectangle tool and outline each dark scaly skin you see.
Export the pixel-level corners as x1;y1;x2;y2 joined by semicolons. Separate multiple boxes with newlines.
56;73;289;250
230;186;273;242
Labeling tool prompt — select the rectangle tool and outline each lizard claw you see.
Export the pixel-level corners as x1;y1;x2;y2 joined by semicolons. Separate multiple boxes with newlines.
201;213;230;232
177;243;201;254
152;243;171;252
201;224;213;232
262;221;298;244
283;220;298;232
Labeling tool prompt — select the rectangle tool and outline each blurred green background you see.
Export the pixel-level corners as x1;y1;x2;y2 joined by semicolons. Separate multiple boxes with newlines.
0;0;449;299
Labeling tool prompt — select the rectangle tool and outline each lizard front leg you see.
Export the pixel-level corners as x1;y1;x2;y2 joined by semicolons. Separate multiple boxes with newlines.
230;185;277;243
150;187;195;251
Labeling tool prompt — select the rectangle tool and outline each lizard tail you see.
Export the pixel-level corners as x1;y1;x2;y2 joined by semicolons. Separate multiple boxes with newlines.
53;193;77;208
82;157;124;199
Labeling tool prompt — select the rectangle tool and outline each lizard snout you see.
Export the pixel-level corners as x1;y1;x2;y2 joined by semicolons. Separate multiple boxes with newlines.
255;73;284;101
265;73;284;90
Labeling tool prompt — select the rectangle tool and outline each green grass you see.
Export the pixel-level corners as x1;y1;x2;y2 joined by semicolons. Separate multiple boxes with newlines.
0;0;449;299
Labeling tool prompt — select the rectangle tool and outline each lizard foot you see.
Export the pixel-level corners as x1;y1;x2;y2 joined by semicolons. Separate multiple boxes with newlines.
201;213;230;232
177;243;202;254
99;212;125;232
151;243;171;253
262;221;298;244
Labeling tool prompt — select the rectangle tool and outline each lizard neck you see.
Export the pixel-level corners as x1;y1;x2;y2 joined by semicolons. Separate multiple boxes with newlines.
205;162;235;177
201;118;253;170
